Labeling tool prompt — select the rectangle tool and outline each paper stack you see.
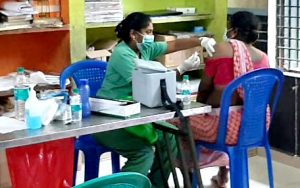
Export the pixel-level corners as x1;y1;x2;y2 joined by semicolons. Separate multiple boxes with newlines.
0;1;37;31
85;0;123;23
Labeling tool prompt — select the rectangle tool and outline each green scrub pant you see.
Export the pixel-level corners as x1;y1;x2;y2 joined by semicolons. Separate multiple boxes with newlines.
93;128;177;188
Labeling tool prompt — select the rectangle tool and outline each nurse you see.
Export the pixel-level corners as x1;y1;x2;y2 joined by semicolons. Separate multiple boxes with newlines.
94;12;216;187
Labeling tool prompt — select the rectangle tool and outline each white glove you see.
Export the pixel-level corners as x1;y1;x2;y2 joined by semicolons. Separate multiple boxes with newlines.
199;37;216;57
177;52;201;75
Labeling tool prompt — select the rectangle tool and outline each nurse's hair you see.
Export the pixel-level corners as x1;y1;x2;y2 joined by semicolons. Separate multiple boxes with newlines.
230;11;260;44
115;12;151;43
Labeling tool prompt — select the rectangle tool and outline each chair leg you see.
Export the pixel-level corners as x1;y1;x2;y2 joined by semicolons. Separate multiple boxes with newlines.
227;148;249;188
73;148;79;186
111;152;120;173
265;145;274;188
83;149;101;181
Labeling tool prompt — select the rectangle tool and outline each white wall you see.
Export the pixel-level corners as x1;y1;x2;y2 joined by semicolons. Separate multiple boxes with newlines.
228;0;268;9
268;0;277;68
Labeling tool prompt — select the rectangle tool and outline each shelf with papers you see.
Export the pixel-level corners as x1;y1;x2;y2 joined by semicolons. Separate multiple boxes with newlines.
151;14;213;24
0;24;70;35
86;22;120;29
85;14;213;29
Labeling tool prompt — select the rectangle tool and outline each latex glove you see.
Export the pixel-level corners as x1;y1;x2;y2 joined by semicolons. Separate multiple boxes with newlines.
199;37;216;57
177;52;201;75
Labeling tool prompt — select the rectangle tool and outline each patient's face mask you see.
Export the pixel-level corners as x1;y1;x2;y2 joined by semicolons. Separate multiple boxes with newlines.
136;32;155;51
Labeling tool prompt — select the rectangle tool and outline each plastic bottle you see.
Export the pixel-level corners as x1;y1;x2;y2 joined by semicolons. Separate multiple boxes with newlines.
79;79;91;118
181;75;192;106
25;86;42;129
14;67;29;120
70;88;82;122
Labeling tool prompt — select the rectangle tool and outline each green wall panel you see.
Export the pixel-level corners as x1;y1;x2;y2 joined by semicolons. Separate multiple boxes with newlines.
69;0;86;62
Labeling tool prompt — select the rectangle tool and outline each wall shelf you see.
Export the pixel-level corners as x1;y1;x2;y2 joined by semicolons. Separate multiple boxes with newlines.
86;22;119;29
0;25;70;36
85;14;213;29
151;14;213;24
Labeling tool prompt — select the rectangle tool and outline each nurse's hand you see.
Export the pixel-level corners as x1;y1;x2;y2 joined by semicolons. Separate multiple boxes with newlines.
177;52;201;75
199;37;216;57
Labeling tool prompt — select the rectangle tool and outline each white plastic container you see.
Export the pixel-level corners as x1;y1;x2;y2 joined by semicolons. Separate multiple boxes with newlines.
132;69;176;108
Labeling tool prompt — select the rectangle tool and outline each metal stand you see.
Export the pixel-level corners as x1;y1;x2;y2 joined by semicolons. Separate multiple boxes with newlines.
156;78;204;188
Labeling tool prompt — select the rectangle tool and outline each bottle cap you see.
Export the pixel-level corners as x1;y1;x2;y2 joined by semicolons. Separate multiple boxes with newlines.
79;79;89;85
193;26;204;34
73;88;79;94
183;75;189;81
17;67;25;74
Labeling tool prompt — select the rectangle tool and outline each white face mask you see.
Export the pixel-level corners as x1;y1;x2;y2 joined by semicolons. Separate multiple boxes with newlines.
223;28;234;41
223;28;229;41
136;32;154;51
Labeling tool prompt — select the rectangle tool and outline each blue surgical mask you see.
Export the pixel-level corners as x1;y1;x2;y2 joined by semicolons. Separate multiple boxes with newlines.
136;32;154;51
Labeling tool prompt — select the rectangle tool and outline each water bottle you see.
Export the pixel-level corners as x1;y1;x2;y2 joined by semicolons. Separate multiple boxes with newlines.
181;75;192;106
79;79;91;118
14;67;29;120
70;88;82;122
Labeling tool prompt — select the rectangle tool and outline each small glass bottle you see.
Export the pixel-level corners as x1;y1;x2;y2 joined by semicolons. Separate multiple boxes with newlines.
70;88;82;122
79;79;91;118
181;75;192;106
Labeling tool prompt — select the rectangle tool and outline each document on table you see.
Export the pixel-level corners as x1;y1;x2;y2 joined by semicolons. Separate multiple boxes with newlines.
0;116;27;134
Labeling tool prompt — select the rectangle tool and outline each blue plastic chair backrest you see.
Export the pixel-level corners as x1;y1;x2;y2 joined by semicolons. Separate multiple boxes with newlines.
74;172;152;188
216;68;284;147
60;60;107;97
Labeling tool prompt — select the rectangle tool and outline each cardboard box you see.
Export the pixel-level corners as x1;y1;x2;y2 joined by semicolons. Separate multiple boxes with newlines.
87;39;118;62
155;34;203;68
86;50;111;62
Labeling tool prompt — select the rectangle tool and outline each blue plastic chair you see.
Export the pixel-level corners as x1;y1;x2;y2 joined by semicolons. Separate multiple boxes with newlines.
60;60;120;184
193;68;284;188
74;172;152;188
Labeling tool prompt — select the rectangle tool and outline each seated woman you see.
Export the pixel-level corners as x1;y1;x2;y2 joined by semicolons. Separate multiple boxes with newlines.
170;11;270;187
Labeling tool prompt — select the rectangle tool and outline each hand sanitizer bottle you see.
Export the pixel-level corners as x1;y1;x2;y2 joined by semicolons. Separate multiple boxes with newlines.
25;86;42;129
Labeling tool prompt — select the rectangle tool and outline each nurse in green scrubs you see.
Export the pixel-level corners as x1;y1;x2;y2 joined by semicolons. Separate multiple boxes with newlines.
94;12;216;188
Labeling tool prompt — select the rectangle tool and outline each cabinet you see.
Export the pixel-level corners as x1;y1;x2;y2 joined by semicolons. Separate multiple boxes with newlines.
0;0;72;75
76;0;227;62
269;74;300;156
0;0;227;76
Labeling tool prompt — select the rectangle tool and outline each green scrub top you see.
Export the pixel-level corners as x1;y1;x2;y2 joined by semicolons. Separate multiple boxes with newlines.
96;41;168;144
97;41;168;99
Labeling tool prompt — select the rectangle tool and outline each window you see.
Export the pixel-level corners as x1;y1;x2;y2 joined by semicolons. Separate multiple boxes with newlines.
276;0;300;71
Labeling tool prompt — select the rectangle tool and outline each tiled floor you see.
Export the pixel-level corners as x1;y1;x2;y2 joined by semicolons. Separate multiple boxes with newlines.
75;152;300;187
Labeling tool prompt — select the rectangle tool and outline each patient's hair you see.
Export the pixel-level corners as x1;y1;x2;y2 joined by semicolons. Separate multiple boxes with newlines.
115;12;151;43
230;11;261;44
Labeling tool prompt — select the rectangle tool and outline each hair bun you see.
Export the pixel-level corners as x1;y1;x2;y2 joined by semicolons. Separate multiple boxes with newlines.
247;29;259;43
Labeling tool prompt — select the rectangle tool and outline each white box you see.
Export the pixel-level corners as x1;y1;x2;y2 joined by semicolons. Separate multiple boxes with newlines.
89;98;140;117
132;69;176;108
